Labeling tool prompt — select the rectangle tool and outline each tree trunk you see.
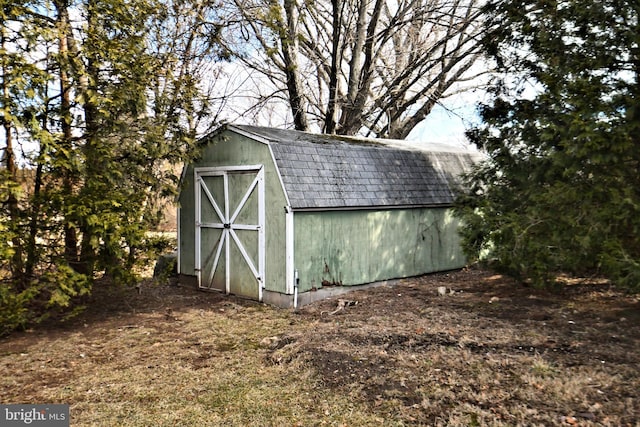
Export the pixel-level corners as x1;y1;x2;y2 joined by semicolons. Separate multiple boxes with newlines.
78;0;101;277
1;26;24;281
338;0;384;135
25;161;43;278
281;0;309;131
54;0;80;267
323;0;342;134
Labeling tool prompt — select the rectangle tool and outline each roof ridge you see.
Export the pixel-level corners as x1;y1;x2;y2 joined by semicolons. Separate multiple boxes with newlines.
229;124;476;154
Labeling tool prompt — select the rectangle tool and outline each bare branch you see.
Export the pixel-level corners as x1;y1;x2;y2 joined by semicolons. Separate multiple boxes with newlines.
226;0;489;137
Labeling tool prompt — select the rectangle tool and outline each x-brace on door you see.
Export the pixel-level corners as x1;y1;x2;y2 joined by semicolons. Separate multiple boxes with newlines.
194;165;265;301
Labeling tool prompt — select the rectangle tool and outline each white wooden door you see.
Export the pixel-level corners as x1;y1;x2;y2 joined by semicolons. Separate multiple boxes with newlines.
194;166;265;300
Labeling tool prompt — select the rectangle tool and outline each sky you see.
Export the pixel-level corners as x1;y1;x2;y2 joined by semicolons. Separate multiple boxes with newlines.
209;61;486;152
406;102;482;151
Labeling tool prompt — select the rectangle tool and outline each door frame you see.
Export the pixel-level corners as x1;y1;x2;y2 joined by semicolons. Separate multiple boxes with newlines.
194;165;266;301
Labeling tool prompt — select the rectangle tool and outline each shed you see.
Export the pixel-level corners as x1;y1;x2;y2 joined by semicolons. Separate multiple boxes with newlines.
177;124;481;307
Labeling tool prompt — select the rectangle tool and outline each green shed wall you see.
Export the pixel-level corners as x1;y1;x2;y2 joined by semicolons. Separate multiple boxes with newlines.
178;131;289;294
293;207;465;292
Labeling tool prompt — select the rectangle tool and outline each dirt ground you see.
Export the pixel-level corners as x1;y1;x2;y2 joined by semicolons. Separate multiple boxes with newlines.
1;267;639;426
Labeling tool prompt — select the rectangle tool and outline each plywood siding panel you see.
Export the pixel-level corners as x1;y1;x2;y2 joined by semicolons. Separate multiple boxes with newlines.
293;208;465;292
178;132;289;294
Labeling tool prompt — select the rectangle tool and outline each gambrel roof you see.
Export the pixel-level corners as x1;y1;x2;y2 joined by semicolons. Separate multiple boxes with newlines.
222;124;482;210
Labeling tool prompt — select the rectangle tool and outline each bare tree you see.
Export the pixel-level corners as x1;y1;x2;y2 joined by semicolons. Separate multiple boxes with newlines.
147;0;235;138
223;0;487;138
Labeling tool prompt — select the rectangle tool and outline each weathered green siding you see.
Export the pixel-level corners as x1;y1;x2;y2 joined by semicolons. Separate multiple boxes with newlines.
178;132;289;294
293;207;465;292
179;126;473;306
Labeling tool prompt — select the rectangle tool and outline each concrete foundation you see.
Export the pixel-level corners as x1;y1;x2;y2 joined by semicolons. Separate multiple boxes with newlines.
179;274;412;309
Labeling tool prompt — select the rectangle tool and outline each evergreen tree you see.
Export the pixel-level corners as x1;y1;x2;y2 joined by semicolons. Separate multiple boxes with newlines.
1;0;223;334
456;0;640;288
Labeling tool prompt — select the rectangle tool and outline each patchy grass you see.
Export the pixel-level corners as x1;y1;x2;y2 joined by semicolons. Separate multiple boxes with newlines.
0;268;638;426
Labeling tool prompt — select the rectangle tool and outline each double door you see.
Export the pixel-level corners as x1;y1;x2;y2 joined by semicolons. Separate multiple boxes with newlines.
195;166;265;300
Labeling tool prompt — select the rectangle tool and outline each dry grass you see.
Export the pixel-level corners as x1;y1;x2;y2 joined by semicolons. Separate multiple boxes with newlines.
1;268;638;426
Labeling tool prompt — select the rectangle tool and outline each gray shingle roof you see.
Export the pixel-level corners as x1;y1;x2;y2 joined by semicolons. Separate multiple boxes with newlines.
229;125;482;210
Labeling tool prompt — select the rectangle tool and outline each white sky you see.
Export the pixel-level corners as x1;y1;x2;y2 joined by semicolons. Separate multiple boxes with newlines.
406;102;482;151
